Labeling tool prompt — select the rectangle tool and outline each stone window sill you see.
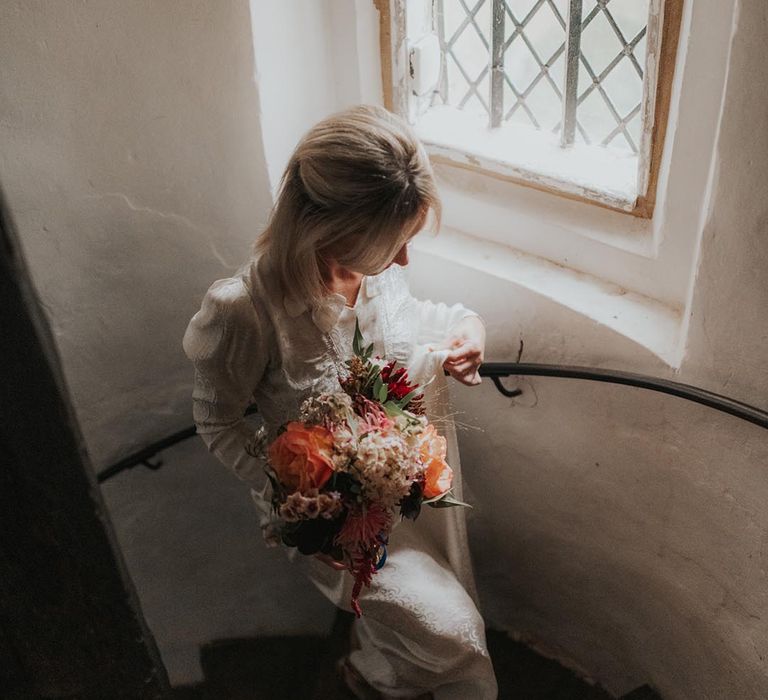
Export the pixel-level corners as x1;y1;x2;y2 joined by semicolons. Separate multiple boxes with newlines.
412;227;683;368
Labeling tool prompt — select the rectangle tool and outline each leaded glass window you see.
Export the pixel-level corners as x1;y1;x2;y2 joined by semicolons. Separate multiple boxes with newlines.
391;0;680;214
436;0;650;153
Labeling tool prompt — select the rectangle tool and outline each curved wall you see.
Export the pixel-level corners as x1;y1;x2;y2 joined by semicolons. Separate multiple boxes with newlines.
0;0;273;467
408;1;768;695
2;0;766;696
407;239;768;698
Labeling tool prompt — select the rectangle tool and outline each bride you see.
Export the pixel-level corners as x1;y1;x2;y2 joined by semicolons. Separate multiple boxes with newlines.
183;105;498;699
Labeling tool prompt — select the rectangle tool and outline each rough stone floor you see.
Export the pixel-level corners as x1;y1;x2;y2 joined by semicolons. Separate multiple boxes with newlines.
171;611;613;699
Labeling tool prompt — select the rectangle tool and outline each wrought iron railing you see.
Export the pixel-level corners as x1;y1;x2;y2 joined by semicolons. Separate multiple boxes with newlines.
97;364;768;484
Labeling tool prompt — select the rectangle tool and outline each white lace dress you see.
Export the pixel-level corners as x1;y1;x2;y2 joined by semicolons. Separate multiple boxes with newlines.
182;255;497;699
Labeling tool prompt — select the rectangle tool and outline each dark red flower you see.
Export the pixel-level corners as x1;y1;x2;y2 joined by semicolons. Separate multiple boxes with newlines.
380;361;416;400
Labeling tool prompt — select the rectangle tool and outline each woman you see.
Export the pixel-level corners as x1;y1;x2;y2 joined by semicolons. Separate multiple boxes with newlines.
183;105;497;699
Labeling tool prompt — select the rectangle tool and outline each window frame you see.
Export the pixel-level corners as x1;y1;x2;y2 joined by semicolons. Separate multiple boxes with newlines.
376;0;684;218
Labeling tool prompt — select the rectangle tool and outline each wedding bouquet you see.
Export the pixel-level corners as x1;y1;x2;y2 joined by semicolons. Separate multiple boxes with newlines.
252;321;469;616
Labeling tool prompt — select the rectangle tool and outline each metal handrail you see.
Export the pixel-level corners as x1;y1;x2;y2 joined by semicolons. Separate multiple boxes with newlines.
482;363;768;430
96;363;768;484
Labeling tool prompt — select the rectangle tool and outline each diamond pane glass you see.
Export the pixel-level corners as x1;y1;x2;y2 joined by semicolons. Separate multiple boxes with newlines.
505;0;540;21
442;0;469;39
626;111;642;146
550;0;567;21
475;72;492;111
433;0;650;155
500;0;566;131
607;0;648;43
578;87;616;144
524;3;565;58
453;21;491;79
575;0;649;153
437;0;492;119
548;50;565;89
504;81;538;127
503;36;542;93
600;56;643;117
635;31;647;65
580;10;622;76
525;77;562;131
475;0;493;34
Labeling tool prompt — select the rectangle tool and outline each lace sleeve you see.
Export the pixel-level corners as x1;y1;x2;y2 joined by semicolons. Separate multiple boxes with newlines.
182;277;271;486
412;298;482;347
389;265;482;347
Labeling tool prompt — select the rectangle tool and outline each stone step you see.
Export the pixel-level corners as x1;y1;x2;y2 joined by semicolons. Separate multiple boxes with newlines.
170;611;648;699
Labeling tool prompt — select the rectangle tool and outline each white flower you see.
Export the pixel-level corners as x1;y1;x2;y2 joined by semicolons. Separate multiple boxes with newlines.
299;392;354;426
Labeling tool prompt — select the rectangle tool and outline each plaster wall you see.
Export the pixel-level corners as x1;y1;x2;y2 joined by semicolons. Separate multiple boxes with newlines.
405;0;768;696
248;0;338;192
407;249;768;698
248;0;384;193
0;0;336;686
2;0;766;697
0;0;273;469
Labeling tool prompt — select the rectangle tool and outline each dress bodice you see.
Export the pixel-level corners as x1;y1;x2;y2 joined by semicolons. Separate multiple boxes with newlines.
182;256;491;679
182;254;479;490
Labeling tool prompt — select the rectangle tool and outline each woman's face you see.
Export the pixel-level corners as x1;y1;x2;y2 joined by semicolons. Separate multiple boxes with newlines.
387;241;409;268
320;210;426;274
386;210;427;269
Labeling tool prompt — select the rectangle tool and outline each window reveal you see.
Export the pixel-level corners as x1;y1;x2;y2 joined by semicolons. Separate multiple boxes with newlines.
381;0;684;216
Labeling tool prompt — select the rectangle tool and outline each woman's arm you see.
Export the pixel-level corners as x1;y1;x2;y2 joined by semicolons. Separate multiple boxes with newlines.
182;277;271;485
441;314;485;386
407;290;487;387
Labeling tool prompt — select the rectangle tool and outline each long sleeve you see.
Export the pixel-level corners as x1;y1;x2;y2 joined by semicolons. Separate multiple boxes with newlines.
182;276;271;485
382;262;482;347
412;297;482;347
381;265;484;387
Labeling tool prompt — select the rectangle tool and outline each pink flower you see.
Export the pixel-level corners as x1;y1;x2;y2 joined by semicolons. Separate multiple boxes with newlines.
354;396;394;434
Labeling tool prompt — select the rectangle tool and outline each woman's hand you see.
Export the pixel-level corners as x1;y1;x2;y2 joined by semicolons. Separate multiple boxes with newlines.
441;316;485;386
314;553;348;571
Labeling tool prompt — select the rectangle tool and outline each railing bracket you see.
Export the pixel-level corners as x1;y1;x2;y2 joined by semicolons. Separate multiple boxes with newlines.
491;375;523;398
141;457;163;471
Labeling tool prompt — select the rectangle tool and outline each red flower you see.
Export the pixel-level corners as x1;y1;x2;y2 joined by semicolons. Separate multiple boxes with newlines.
380;361;416;400
335;504;392;617
335;503;392;552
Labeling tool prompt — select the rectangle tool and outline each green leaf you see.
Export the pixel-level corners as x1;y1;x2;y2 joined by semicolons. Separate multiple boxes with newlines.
424;490;472;509
359;362;379;394
395;387;422;409
352;318;364;357
377;383;388;403
264;467;282;496
382;400;406;417
364;342;374;359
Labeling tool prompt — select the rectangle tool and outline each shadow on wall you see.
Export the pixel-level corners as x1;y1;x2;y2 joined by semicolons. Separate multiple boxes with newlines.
0;0;273;469
453;376;768;699
100;434;337;686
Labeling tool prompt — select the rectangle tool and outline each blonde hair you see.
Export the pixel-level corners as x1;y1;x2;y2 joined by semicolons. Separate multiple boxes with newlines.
254;104;441;307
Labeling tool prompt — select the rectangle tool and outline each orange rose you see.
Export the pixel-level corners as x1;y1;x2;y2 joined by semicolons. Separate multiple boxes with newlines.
268;422;335;493
419;424;453;499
